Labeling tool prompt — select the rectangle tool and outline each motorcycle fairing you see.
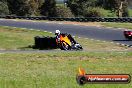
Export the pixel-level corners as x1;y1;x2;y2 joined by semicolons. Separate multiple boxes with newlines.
60;34;72;46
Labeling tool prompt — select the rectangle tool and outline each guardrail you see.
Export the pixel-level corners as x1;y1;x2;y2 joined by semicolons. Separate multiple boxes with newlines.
0;15;132;22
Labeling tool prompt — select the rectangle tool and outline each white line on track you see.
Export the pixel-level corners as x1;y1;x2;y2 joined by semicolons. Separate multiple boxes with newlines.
110;42;114;44
84;38;89;39
32;21;37;22
45;22;51;23
83;37;131;48
12;27;17;29
36;30;41;31
106;27;113;29
21;28;27;30
118;28;124;29
96;25;101;27
121;44;125;46
29;29;34;30
3;26;10;28
72;36;75;38
96;40;100;42
58;23;63;24
116;43;120;45
102;41;106;43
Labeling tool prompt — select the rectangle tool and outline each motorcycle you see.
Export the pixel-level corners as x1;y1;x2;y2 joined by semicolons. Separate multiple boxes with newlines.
56;33;83;50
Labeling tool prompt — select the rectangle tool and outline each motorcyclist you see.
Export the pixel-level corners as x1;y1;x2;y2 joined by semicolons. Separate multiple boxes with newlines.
55;30;60;36
55;30;82;50
55;30;61;43
55;30;76;44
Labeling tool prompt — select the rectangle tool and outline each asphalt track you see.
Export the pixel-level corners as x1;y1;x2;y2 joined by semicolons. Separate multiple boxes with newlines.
0;50;131;53
0;19;132;47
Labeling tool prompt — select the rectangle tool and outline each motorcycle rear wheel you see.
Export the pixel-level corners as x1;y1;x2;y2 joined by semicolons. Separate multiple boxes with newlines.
60;42;71;50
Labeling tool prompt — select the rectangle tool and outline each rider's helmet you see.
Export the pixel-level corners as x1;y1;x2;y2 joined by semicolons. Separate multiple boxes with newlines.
55;30;60;35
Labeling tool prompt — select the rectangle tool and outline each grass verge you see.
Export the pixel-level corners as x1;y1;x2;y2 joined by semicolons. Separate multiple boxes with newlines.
0;25;132;88
0;26;130;51
0;52;132;88
0;26;54;50
101;22;132;29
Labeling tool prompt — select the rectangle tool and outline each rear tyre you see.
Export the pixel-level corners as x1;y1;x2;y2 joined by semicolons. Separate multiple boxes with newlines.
125;36;132;40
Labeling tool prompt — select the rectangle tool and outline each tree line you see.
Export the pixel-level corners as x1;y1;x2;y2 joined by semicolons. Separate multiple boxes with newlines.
0;0;131;17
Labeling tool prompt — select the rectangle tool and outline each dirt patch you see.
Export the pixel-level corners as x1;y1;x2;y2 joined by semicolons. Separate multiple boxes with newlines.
59;21;103;27
9;19;103;27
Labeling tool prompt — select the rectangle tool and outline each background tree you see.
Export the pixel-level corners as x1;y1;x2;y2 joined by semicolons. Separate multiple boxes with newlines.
122;0;129;17
27;0;44;16
7;0;31;16
97;0;129;17
7;0;45;16
40;0;56;17
0;1;9;15
0;0;130;17
67;0;98;17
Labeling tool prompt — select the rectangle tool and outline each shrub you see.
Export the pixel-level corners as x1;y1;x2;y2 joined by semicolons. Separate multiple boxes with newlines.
128;9;132;17
55;5;74;17
100;9;117;17
84;7;116;17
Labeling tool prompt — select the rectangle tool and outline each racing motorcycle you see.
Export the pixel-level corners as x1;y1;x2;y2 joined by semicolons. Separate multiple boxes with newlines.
56;33;83;50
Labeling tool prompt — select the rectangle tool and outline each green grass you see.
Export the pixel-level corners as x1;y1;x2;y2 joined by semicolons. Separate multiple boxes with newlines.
0;26;130;51
128;9;132;17
0;26;132;88
101;22;132;29
76;37;130;51
0;26;54;50
0;52;132;88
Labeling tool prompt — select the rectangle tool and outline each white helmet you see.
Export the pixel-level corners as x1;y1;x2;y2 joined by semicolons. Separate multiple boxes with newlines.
55;30;60;35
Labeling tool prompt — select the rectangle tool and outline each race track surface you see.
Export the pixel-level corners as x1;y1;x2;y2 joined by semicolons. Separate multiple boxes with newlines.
0;19;132;46
0;50;131;53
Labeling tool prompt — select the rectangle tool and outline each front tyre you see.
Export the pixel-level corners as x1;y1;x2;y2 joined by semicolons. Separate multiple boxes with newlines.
73;43;83;50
